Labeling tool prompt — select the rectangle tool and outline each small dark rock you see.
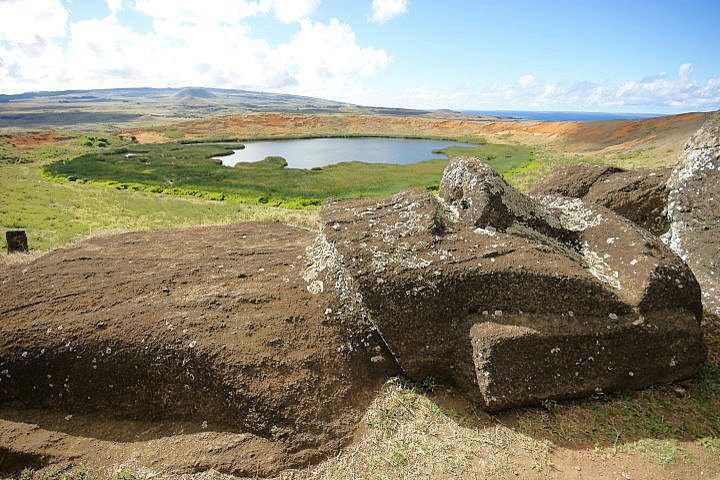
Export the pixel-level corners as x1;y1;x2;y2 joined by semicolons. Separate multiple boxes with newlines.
6;229;28;253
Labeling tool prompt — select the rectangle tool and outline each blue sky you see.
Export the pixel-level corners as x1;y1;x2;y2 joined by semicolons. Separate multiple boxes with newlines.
1;0;718;112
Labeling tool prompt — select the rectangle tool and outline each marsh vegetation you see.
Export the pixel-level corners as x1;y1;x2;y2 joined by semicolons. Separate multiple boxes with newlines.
42;140;533;207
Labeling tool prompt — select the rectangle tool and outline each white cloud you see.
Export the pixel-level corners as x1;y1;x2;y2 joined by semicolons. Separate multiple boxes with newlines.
106;0;123;13
0;0;69;43
264;0;321;23
543;83;557;96
518;74;537;89
0;6;387;99
134;0;262;26
370;0;408;24
678;63;693;81
133;0;319;25
281;18;389;88
388;64;720;112
541;66;718;110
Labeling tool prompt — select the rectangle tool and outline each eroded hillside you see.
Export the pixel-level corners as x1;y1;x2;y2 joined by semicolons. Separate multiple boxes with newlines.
128;111;713;167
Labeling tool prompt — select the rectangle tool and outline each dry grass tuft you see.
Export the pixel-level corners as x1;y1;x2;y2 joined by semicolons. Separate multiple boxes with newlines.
294;379;552;479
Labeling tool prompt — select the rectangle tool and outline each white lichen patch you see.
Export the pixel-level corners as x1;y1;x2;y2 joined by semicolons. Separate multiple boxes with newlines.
307;280;324;294
372;197;438;244
544;197;606;231
665;144;720;257
582;247;622;290
303;233;373;332
441;159;475;191
303;234;354;302
369;247;432;274
474;226;497;236
671;144;720;187
661;216;691;262
435;194;460;225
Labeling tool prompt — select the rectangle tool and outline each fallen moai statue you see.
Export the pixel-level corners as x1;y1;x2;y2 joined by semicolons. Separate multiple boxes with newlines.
0;157;708;473
530;163;671;236
0;224;397;475
664;111;720;315
528;112;720;316
314;157;706;410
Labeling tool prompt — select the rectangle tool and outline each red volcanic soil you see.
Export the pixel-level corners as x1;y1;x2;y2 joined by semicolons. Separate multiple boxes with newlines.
563;112;709;151
2;131;74;150
127;111;713;164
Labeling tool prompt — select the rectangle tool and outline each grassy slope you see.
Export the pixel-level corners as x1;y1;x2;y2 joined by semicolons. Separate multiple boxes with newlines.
41;141;532;207
0;136;314;253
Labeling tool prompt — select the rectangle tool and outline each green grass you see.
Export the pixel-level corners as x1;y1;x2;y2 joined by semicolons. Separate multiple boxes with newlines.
1;133;532;253
0;137;314;253
698;436;720;454
623;439;689;464
42;141;533;208
434;143;533;174
510;361;720;465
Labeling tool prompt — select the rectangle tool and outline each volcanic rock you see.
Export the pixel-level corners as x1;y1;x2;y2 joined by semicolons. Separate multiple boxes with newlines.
5;229;28;253
664;111;720;315
319;157;705;410
530;163;671;236
0;157;710;474
0;223;396;475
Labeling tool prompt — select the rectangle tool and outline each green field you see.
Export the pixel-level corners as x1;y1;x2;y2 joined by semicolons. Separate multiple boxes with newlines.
42;141;533;207
0;136;315;253
1;135;532;253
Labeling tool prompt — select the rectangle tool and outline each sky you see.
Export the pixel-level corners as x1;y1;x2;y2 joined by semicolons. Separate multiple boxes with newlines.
0;0;719;113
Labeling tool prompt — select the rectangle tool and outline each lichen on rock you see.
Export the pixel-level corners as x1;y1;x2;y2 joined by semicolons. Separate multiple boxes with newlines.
321;156;706;410
663;111;720;314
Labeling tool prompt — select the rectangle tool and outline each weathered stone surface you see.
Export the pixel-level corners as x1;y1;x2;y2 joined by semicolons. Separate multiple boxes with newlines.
664;111;720;315
531;163;624;198
530;163;671;236
0;223;396;475
0;157;710;474
5;230;28;253
317;157;705;410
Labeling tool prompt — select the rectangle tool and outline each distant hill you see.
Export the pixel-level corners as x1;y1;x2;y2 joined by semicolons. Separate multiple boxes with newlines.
174;87;216;99
0;86;436;130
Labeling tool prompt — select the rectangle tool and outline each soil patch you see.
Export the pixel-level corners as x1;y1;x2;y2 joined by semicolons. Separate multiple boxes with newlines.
4;132;73;150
